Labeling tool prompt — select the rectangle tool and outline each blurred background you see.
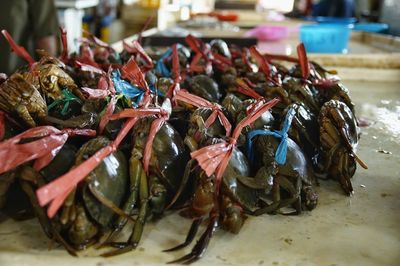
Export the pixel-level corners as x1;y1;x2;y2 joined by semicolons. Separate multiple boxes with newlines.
54;0;398;45
1;0;400;74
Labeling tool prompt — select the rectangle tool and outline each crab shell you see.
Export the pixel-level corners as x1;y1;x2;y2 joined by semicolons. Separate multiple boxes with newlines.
0;73;47;127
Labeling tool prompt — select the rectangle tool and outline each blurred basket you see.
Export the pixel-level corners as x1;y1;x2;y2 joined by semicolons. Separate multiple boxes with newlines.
300;23;353;53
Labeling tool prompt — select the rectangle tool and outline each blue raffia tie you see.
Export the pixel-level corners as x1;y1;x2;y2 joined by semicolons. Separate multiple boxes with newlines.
155;48;172;77
111;70;163;107
246;108;296;165
155;44;182;77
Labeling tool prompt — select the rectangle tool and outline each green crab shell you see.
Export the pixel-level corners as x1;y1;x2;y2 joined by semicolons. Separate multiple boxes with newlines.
76;137;128;228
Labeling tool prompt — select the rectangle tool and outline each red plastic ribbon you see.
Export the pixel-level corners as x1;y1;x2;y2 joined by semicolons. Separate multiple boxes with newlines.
185;35;212;74
297;43;310;80
166;44;181;101
122;41;154;72
122;41;135;54
212;52;232;70
175;90;232;137
77;43;101;69
81;87;110;99
84;30;111;50
121;57;152;107
97;73;117;135
189;53;204;73
1;30;35;66
60;27;68;63
241;48;254;71
36;118;137;218
80;69;117;134
109;107;169;174
264;53;298;63
191;98;280;193
75;60;104;75
36;106;164;218
143;110;169;173
97;95;117;135
229;45;241;59
235;78;262;100
185;34;207;58
249;45;271;79
0;126;95;175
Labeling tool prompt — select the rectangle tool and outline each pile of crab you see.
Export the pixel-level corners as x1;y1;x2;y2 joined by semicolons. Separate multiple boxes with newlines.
0;28;367;263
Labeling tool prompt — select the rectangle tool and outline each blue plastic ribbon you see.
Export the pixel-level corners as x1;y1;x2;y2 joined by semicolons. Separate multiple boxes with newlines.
111;70;147;107
155;44;182;78
155;48;172;77
111;70;164;107
246;108;296;165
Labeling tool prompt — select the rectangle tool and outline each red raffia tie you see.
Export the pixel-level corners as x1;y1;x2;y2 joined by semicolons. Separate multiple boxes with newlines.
241;48;254;71
109;107;169;173
185;35;212;74
98;72;118;135
296;44;339;88
59;27;68;63
175;90;232;137
81;86;110;99
246;97;271;116
121;57;152;107
212;52;232;70
122;41;154;72
297;43;310;80
85;30;111;50
0;111;5;141
142;110;169;173
191;98;280;193
79;69;117;134
264;53;298;63
166;44;181;102
75;61;104;75
185;34;207;58
38;53;157;218
36;107;163;218
249;45;271;79
1;30;35;66
0;126;96;175
235;78;262;100
77;43;101;69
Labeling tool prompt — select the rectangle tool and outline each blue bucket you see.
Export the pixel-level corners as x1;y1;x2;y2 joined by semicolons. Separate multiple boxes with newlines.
353;23;389;33
300;24;353;53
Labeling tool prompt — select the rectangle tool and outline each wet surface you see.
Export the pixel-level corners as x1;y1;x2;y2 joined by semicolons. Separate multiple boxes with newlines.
0;81;400;265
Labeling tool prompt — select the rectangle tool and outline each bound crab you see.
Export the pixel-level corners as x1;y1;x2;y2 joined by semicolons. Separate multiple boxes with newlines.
246;108;318;215
316;100;368;195
0;30;86;127
36;60;190;256
164;95;280;263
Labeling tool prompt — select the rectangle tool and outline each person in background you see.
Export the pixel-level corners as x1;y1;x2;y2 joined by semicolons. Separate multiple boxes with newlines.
0;0;59;75
94;0;118;42
292;0;355;18
313;0;355;17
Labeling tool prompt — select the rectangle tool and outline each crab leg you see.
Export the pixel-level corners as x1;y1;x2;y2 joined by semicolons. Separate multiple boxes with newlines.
101;159;148;256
